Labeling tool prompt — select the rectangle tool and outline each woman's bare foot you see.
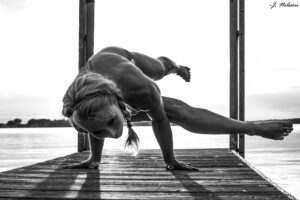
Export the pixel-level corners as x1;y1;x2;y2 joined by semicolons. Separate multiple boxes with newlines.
157;56;191;82
250;121;293;140
176;65;191;82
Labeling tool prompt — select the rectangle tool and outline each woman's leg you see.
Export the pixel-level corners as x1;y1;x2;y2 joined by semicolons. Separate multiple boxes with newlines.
162;96;293;140
99;46;190;81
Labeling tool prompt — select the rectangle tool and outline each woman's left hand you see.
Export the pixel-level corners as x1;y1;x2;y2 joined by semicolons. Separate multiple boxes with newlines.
165;160;198;171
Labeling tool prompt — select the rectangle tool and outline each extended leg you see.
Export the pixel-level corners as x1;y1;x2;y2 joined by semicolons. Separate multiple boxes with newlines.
162;96;293;140
99;46;190;81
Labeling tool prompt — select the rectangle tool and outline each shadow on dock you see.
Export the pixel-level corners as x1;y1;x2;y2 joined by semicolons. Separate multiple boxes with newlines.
171;171;222;200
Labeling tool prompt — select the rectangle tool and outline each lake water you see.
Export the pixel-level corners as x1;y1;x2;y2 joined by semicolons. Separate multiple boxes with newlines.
0;126;299;199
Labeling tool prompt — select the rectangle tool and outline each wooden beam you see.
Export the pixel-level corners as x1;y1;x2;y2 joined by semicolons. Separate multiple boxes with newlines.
78;0;95;152
78;0;95;70
85;0;95;60
238;0;245;158
229;0;239;152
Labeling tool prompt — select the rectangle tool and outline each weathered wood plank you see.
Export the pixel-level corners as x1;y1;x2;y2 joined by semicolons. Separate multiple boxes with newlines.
0;189;290;200
0;181;280;192
3;169;257;176
0;174;263;182
0;177;270;185
8;166;254;172
0;149;295;200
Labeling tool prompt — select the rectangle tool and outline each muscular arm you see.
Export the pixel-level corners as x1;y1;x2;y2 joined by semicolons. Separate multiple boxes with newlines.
150;100;175;164
63;134;104;169
147;86;198;170
89;133;104;162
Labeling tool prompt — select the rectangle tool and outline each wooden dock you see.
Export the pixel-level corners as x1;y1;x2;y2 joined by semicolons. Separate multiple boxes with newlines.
0;149;296;200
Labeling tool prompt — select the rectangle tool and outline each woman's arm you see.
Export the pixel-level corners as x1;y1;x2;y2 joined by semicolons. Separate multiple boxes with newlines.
63;134;104;169
89;133;104;162
147;86;198;171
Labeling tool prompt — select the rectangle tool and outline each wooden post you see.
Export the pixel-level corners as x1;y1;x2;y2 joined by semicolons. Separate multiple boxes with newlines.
229;0;239;152
229;0;246;157
78;0;95;152
238;0;245;157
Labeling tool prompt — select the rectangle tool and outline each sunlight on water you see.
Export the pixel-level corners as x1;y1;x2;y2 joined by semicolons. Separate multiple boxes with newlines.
0;125;299;199
0;128;77;172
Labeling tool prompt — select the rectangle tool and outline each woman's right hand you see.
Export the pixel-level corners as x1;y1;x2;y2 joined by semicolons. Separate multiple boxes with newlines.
62;159;100;169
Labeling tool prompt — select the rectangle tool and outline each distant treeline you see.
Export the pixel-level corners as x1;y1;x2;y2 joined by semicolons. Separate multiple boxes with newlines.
0;118;176;128
287;118;300;124
132;121;152;126
0;118;71;128
132;121;177;126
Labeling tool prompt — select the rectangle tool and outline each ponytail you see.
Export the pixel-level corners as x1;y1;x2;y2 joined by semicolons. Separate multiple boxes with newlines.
116;94;139;154
124;117;139;154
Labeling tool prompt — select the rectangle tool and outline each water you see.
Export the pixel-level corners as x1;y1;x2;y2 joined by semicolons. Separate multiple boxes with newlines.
0;125;299;199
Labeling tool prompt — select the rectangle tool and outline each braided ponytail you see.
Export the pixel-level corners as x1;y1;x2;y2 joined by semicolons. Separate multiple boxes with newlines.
116;94;139;153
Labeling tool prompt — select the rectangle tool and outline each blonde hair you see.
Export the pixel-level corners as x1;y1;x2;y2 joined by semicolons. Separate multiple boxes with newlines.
62;70;139;150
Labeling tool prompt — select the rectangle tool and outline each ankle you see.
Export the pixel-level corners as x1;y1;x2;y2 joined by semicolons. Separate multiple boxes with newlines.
157;56;178;75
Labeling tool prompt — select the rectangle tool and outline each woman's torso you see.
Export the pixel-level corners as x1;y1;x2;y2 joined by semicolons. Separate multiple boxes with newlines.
85;51;159;112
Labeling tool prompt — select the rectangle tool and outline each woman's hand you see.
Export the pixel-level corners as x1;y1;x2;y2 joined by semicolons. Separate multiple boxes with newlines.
165;160;198;171
62;159;100;169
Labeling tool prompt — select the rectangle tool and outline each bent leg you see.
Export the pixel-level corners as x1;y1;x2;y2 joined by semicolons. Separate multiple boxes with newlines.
100;46;190;81
131;52;190;82
162;96;293;140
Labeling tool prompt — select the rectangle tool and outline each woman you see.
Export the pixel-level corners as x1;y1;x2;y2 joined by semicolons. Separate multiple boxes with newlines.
62;46;293;170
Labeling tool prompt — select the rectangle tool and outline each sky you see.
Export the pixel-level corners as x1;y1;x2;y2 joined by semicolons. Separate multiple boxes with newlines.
0;0;299;123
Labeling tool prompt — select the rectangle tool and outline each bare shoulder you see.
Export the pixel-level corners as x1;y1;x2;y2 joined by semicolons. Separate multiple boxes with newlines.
120;72;162;112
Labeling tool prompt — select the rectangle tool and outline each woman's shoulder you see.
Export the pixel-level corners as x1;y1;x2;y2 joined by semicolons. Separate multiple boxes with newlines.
121;80;161;112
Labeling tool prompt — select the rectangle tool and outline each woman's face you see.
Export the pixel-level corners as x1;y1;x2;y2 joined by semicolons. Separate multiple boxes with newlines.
74;102;124;139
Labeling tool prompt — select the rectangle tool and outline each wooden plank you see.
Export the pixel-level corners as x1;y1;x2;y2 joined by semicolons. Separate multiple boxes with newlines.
0;172;262;180
0;177;270;185
1;184;277;192
0;149;295;200
0;189;291;200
